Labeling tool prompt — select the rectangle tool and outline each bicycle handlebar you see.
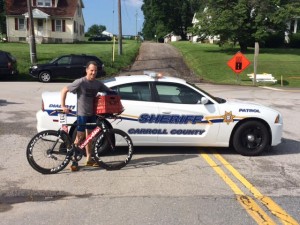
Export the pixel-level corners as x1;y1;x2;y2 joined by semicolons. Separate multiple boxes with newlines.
51;109;122;121
50;109;76;116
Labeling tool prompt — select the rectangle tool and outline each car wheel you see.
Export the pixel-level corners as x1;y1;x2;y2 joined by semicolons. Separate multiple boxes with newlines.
39;71;51;83
232;120;270;156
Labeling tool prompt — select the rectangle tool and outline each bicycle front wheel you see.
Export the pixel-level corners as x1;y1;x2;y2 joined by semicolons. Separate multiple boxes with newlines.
93;129;133;170
26;130;71;174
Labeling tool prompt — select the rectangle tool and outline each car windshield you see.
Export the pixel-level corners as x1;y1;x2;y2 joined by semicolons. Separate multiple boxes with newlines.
7;53;16;61
49;57;58;64
188;82;226;103
103;77;117;84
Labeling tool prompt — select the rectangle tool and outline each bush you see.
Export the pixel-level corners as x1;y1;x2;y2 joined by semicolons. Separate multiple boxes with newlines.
262;32;285;48
289;33;300;48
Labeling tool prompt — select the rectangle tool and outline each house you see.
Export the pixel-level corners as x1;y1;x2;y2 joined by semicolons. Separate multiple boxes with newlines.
102;31;114;37
5;0;85;43
191;13;220;44
285;17;300;43
164;32;181;43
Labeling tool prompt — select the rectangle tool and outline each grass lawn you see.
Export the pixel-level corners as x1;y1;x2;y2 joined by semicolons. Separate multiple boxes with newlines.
172;41;300;87
0;40;140;81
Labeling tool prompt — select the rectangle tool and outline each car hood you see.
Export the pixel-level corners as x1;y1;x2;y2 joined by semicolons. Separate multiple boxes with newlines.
219;98;281;119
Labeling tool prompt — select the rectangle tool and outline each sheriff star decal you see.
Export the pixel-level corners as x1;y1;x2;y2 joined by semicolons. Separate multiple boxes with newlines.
222;111;235;124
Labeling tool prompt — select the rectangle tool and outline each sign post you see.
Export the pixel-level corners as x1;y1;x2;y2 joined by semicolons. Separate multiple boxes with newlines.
253;42;259;85
227;52;251;83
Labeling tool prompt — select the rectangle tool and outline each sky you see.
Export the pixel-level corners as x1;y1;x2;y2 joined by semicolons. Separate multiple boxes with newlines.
82;0;144;35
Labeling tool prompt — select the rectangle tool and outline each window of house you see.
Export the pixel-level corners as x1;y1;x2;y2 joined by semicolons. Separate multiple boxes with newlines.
77;6;81;16
18;18;25;30
290;20;295;33
55;20;62;32
37;0;52;7
74;21;77;33
52;19;65;32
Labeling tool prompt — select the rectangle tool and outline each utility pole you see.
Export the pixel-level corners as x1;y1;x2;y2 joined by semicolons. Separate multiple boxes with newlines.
27;0;37;64
118;0;122;55
135;10;138;37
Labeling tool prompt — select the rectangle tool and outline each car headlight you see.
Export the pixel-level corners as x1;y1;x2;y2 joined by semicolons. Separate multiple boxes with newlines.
31;65;38;69
274;114;281;124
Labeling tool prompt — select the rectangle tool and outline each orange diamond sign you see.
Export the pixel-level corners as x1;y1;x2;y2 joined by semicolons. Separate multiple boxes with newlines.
227;52;251;73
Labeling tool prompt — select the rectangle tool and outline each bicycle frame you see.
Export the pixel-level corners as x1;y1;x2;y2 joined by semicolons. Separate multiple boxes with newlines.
57;112;104;151
78;125;102;149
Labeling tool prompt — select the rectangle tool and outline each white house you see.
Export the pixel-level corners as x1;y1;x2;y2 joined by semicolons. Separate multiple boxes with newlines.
164;32;181;43
102;31;114;37
5;0;85;43
285;17;300;43
191;13;220;44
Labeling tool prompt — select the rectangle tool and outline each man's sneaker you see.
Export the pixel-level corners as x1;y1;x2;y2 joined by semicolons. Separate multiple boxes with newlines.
70;161;79;171
85;159;99;167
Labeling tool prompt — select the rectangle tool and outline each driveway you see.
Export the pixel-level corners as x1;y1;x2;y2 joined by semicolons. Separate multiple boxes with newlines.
120;42;202;83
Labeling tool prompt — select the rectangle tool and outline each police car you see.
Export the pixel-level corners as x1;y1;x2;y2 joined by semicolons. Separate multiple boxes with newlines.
37;72;283;156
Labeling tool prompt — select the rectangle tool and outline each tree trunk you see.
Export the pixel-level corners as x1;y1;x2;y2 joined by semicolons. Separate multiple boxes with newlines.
239;41;248;53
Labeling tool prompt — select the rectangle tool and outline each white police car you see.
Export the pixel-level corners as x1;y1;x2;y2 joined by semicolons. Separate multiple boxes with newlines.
37;72;283;156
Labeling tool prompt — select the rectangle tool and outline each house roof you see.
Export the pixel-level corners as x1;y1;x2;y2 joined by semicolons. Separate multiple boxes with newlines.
23;9;50;19
5;0;84;18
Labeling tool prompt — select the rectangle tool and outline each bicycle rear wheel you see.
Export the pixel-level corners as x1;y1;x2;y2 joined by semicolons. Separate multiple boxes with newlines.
93;129;133;170
26;130;71;174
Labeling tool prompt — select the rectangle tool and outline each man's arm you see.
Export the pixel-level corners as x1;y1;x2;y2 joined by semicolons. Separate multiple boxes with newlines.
61;86;70;113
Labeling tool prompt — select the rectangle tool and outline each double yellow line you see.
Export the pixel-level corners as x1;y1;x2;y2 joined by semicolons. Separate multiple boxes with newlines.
200;150;299;225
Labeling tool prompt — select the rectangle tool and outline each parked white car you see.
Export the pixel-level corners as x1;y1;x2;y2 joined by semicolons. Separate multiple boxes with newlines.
36;72;283;156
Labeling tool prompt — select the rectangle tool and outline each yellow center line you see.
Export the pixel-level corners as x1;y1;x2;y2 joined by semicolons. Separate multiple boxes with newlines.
214;153;299;225
201;152;276;225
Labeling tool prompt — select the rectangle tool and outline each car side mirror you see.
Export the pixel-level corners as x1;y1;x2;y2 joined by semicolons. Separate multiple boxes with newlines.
200;97;209;105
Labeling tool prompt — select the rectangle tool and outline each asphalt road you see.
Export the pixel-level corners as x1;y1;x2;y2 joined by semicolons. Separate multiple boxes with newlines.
1;42;300;225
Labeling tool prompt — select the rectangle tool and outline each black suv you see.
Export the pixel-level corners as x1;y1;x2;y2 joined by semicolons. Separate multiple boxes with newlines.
0;51;18;76
88;35;112;41
29;54;105;82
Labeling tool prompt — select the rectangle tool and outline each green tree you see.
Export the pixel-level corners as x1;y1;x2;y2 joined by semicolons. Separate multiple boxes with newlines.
141;0;202;40
0;0;6;36
86;24;106;36
193;0;300;52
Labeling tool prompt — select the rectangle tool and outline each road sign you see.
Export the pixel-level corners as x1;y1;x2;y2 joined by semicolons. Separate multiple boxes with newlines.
227;52;251;74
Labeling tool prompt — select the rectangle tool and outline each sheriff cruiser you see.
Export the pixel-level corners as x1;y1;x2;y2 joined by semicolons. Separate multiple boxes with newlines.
36;72;283;156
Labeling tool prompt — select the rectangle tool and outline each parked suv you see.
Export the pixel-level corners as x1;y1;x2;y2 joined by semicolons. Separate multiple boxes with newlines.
88;35;112;41
29;54;105;82
0;50;18;76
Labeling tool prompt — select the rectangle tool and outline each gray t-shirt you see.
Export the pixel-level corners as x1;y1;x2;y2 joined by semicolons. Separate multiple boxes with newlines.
67;77;110;116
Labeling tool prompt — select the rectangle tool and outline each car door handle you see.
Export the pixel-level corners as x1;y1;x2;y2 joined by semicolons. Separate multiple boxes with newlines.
162;111;171;114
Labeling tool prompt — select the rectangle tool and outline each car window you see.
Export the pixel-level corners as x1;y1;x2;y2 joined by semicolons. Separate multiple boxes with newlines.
112;82;151;101
56;56;71;65
7;53;16;62
155;83;203;104
71;56;84;65
0;53;6;62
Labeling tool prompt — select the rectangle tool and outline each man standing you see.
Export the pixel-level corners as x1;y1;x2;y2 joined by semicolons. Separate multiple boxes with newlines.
61;61;110;171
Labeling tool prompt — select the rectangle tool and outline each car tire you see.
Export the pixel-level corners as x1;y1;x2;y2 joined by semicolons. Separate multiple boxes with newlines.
39;71;51;83
232;120;270;156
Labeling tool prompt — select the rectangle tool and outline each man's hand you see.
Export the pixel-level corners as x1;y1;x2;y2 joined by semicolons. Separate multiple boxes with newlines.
62;106;70;114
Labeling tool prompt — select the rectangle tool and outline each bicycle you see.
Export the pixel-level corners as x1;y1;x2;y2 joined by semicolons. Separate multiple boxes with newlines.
26;110;134;174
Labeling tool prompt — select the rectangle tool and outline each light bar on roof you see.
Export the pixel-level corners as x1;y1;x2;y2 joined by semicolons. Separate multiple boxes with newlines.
144;71;163;79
